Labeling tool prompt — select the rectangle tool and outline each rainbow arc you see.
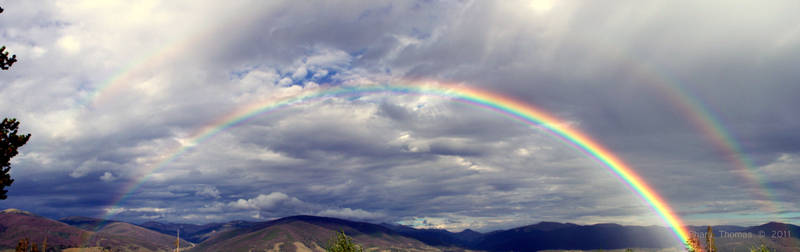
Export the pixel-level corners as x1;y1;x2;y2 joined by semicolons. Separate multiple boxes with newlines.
101;82;693;247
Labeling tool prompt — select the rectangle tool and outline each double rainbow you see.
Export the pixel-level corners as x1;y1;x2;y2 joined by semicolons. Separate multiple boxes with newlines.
105;82;693;247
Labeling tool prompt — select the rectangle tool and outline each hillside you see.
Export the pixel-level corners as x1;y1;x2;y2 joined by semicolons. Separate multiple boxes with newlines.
60;216;193;251
189;215;443;252
381;222;484;248
5;208;800;251
138;220;257;243
474;222;677;251
96;222;193;251
1;208;94;250
0;209;187;252
59;216;116;231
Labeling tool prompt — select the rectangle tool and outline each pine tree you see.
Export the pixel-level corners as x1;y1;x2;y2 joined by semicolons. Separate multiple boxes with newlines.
1;118;31;199
326;231;364;252
1;4;29;201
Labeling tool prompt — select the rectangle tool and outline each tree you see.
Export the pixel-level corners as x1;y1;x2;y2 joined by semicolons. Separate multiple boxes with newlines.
0;6;18;70
1;45;17;70
326;231;364;252
1;118;31;199
0;6;28;200
685;236;702;252
15;237;40;252
684;226;718;252
750;244;771;252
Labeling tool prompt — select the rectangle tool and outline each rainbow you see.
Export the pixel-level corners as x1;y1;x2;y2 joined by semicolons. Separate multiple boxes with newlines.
658;82;780;212
618;56;784;218
77;5;263;109
102;82;694;247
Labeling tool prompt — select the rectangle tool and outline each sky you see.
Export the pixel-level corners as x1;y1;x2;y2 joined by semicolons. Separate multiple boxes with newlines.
1;0;800;232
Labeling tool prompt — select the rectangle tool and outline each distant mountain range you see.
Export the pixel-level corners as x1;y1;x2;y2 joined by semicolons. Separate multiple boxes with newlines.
137;219;258;244
2;208;799;251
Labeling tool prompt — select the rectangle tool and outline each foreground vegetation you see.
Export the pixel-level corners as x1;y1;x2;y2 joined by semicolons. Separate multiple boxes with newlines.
326;231;364;252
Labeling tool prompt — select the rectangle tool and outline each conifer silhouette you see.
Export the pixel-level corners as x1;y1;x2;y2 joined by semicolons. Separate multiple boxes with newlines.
1;118;31;199
0;6;29;200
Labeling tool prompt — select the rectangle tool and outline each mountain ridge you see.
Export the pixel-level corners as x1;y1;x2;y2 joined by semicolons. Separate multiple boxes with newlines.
1;208;189;251
4;208;800;251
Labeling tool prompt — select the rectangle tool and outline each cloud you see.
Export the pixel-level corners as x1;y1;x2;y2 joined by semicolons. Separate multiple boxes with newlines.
317;208;385;221
195;185;221;199
1;0;798;231
99;172;117;182
229;192;309;211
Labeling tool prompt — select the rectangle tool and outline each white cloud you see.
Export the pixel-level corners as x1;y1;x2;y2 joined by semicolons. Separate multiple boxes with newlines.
317;208;385;221
70;163;91;178
56;35;81;54
229;192;307;210
99;172;117;182
195;185;221;199
3;0;799;229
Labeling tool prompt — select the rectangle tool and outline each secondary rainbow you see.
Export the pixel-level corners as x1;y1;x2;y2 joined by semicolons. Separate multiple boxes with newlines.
103;82;693;247
615;54;783;218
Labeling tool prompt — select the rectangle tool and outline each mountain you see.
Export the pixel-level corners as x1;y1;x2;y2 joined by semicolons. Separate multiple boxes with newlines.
1;209;190;251
380;222;484;248
189;215;443;252
681;223;800;252
0;208;100;250
138;220;257;243
454;229;483;243
59;216;116;230
744;221;800;236
474;222;677;251
94;222;193;250
60;216;193;251
686;224;748;234
6;208;800;252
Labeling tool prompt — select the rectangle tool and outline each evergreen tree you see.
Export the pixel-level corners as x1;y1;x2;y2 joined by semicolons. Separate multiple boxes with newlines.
0;5;28;200
326;231;364;252
1;118;31;199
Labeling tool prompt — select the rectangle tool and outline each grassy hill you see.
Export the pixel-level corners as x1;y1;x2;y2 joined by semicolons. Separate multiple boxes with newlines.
0;209;189;252
5;208;800;252
0;208;106;250
138;220;257;243
189;215;443;252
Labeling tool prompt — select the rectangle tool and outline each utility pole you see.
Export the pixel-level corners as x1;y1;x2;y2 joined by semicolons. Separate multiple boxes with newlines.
176;228;180;252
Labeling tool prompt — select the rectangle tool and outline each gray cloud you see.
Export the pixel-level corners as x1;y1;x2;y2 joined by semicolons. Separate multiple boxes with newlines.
1;0;798;232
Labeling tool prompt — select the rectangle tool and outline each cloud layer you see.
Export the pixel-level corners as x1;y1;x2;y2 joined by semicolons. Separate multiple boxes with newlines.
1;0;799;231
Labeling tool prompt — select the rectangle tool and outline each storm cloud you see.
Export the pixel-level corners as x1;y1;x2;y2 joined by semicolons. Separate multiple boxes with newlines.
1;0;799;231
